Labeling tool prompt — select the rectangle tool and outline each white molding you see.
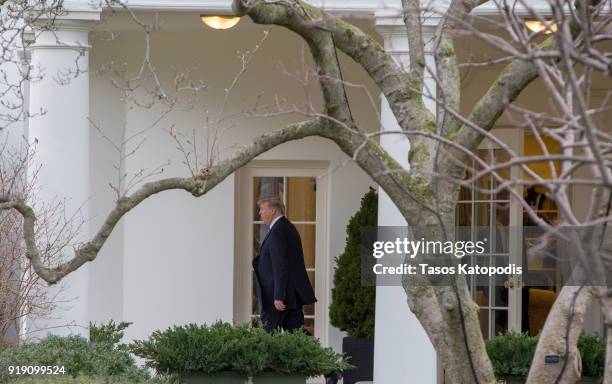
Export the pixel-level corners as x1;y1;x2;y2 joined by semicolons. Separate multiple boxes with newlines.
472;0;558;16
99;0;382;15
28;44;91;51
244;160;329;169
42;2;102;21
61;0;563;17
61;0;612;19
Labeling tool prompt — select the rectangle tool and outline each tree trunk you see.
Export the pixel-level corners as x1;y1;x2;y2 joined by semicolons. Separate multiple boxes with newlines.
526;285;594;384
440;284;497;384
402;221;497;384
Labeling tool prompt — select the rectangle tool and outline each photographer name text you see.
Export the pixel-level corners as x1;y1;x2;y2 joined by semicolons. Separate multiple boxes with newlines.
371;237;522;276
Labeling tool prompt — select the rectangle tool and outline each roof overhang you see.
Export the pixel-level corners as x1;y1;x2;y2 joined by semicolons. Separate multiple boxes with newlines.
60;0;563;18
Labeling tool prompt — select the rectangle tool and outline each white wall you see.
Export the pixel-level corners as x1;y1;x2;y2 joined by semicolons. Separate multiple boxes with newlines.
86;13;379;345
89;30;128;325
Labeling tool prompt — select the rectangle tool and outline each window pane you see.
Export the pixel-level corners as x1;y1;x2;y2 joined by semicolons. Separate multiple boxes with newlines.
491;221;509;254
253;224;269;258
252;271;260;315
493;309;508;337
295;224;316;268
480;308;490;340
523;134;561;181
304;304;315;316
476;202;491;227
456;203;472;227
458;168;473;201
304;318;315;336
473;255;490;305
494;256;509;307
307;271;315;291
287;177;316;222
253;177;284;220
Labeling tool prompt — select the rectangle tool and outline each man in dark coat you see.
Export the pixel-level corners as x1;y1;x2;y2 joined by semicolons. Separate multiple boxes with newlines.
253;196;317;333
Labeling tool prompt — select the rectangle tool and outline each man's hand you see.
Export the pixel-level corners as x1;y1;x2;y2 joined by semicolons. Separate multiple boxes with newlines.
274;300;286;311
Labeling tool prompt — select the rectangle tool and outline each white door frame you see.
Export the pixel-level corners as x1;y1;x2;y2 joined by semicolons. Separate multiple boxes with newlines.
234;160;330;345
480;128;524;332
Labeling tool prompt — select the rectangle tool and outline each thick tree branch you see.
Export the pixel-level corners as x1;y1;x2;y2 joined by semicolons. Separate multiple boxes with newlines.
452;41;547;152
232;0;435;136
435;0;486;138
0;118;327;284
401;0;425;84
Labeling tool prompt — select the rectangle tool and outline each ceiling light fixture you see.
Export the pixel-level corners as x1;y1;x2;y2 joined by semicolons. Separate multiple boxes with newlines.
525;19;558;34
201;15;241;30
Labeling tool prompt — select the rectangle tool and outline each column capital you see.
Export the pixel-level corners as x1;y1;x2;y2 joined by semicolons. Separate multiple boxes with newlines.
374;14;444;36
374;15;443;74
29;22;97;52
36;1;102;23
28;4;101;51
374;13;443;57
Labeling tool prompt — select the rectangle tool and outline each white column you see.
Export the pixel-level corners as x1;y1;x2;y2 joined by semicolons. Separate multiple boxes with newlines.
373;15;440;384
0;25;29;150
26;17;98;338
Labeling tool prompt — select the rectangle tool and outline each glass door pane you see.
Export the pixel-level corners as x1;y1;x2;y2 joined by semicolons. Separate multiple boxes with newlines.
287;177;316;221
521;133;561;336
456;148;512;339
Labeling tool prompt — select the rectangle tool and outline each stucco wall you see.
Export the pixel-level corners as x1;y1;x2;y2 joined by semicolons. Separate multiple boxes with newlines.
87;13;379;347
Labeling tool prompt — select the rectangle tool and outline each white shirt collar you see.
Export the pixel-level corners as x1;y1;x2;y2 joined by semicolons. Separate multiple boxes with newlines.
269;215;283;229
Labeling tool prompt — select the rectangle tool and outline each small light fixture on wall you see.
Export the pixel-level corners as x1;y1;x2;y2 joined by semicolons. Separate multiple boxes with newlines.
524;19;558;34
201;15;241;30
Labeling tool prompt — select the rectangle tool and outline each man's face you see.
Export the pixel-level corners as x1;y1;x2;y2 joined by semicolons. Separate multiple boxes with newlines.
258;202;277;225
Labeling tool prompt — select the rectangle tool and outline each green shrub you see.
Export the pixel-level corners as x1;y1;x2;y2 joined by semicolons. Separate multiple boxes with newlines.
578;332;605;378
0;335;149;383
485;331;537;379
129;322;268;376
329;188;377;340
7;376;121;384
5;374;177;384
90;321;132;348
130;322;351;378
486;331;605;379
264;329;352;377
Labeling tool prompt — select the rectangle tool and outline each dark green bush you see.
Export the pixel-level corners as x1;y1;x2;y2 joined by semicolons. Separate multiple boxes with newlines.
129;322;269;376
485;331;537;379
0;334;149;383
129;322;351;378
578;332;605;378
329;188;377;340
90;320;132;348
264;329;352;377
486;331;606;379
6;375;176;384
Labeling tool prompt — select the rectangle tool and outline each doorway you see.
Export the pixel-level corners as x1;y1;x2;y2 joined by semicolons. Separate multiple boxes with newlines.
234;161;329;342
456;129;564;338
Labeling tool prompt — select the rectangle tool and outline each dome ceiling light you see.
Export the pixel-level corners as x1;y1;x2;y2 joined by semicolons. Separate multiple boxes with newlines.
525;19;558;34
201;15;241;30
